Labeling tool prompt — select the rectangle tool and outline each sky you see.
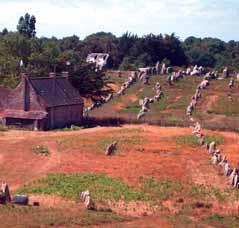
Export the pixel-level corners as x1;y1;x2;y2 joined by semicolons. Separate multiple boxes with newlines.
0;0;238;41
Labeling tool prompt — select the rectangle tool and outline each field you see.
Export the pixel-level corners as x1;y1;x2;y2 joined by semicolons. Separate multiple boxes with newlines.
1;74;239;227
0;124;239;227
90;74;239;132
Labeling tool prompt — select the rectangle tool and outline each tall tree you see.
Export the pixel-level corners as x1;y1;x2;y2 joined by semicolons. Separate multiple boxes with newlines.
17;13;36;38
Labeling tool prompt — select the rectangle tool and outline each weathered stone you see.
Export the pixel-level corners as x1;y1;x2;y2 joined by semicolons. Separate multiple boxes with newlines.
80;190;95;210
229;168;237;185
208;142;216;154
105;141;117;156
2;183;11;203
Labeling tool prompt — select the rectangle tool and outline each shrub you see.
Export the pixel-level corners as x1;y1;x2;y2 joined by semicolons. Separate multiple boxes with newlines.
32;145;49;156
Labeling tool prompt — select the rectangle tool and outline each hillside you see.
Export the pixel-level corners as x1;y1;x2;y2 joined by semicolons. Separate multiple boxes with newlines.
1;73;239;227
89;73;239;132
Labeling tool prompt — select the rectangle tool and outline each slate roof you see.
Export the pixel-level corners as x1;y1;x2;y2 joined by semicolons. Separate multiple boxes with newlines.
29;77;83;107
3;109;47;120
0;86;11;108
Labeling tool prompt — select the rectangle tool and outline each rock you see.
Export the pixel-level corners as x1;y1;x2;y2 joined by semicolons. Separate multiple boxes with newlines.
12;195;29;205
105;141;117;156
80;190;95;210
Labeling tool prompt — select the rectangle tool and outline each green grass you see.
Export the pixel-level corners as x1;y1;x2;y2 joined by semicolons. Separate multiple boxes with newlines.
202;214;239;228
140;177;182;202
175;134;224;147
0;205;131;227
168;214;194;227
32;145;50;156
189;184;226;201
99;135;146;151
36;210;130;227
113;127;145;134
17;173;146;201
0;124;7;131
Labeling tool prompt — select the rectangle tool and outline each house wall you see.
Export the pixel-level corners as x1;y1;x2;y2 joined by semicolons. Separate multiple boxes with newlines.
47;104;83;129
5;118;35;130
4;118;47;130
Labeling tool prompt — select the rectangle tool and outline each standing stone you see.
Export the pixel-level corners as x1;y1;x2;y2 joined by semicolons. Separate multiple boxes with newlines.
208;142;216;154
161;63;166;75
2;183;11;203
229;168;237;185
80;190;95;210
223;67;229;78
105;142;117;156
155;61;160;74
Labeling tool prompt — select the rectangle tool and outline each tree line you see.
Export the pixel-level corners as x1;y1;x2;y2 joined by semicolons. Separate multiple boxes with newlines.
0;13;238;99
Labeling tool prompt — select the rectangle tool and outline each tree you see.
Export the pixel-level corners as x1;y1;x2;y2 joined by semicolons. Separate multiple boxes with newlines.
17;13;36;38
69;62;113;101
0;28;8;36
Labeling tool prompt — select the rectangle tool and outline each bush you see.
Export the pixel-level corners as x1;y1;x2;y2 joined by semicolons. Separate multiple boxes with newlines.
32;145;49;156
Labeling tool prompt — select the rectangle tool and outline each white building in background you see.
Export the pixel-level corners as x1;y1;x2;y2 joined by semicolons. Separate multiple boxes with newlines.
86;53;111;71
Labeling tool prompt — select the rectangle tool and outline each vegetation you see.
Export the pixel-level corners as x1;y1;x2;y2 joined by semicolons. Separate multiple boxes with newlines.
0;205;131;227
202;214;239;228
0;124;7;131
32;145;50;156
17;173;146;201
175;134;224;148
1;13;239;97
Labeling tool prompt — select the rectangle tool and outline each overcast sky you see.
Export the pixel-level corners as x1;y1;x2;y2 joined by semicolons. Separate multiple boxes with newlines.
0;0;238;41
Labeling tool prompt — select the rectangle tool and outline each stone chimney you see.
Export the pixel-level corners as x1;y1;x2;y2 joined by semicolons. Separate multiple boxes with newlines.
22;73;30;112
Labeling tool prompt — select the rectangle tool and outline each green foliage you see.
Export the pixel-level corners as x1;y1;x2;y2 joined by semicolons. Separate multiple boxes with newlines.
175;134;224;147
98;135;146;151
140;177;182;201
0;124;7;131
175;135;199;147
190;184;226;201
0;205;131;227
70;62;113;100
119;57;137;71
17;173;146;201
202;214;239;228
17;13;36;38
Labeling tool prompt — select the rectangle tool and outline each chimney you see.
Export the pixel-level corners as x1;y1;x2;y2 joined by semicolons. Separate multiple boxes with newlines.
22;74;30;111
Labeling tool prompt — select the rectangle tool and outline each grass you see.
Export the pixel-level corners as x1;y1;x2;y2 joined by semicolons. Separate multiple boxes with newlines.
17;173;146;201
140;177;182;202
32;145;50;156
56;133;147;154
18;173;235;203
21;174;210;204
0;204;131;227
202;214;239;228
113;127;145;134
175;134;224;147
189;184;226;201
0;124;7;131
89;74;239;132
98;135;146;152
36;210;130;227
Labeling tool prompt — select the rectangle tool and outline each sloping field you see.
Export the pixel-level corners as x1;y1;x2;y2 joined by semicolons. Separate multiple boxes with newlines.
1;125;239;227
90;74;239;131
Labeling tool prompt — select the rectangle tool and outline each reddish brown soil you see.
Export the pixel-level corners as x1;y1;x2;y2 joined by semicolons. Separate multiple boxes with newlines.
0;125;236;189
1;125;239;227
